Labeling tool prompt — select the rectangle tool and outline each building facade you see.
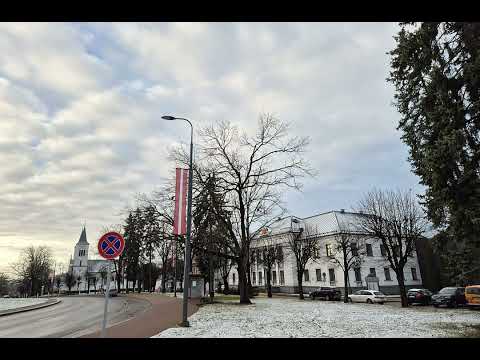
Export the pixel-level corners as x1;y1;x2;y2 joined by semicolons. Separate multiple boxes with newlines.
225;210;424;295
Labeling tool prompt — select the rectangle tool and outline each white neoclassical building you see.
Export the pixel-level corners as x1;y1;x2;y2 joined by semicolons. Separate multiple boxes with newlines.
226;210;424;295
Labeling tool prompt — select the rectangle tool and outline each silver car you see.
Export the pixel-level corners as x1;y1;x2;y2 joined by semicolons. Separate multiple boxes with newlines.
348;290;386;304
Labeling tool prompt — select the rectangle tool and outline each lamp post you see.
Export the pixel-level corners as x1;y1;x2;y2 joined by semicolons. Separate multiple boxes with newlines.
161;115;193;327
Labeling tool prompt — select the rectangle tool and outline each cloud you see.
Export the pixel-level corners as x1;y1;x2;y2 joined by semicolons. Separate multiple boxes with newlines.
0;22;423;273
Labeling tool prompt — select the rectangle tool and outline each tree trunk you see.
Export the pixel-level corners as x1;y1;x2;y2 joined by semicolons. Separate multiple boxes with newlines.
237;263;251;304
222;276;229;295
149;252;153;293
396;269;409;308
343;251;349;303
161;267;167;293
266;267;272;298
297;270;304;300
343;270;349;303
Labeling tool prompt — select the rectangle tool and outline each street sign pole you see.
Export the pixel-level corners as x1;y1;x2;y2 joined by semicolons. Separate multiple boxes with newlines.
101;260;112;338
97;231;125;339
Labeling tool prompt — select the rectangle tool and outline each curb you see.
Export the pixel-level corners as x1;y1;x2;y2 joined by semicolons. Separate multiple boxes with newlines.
0;298;61;317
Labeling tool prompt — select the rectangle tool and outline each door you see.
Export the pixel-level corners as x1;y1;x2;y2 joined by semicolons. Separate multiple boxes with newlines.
367;281;379;291
350;290;363;302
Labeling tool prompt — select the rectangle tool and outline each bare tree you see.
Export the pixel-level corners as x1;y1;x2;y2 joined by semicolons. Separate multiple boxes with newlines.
99;265;108;291
91;275;98;293
356;188;428;307
172;114;312;304
284;225;320;300
11;246;54;297
327;230;366;302
64;272;76;294
255;236;283;298
0;272;9;296
55;274;62;294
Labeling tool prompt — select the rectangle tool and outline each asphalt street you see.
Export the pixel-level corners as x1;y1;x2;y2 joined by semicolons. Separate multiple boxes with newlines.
0;295;150;338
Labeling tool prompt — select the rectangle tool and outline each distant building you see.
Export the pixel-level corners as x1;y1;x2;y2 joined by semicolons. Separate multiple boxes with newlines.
66;226;117;292
225;210;424;295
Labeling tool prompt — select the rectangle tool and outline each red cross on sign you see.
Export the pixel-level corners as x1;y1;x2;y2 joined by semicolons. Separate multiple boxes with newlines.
98;232;125;259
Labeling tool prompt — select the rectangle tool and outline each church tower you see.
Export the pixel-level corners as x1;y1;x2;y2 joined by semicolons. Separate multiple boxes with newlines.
72;226;89;277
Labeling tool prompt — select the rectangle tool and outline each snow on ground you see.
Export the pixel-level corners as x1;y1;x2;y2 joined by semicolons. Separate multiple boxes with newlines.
0;298;49;312
155;297;480;338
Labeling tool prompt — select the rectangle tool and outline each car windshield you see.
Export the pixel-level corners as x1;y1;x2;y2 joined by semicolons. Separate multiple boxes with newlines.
439;288;456;294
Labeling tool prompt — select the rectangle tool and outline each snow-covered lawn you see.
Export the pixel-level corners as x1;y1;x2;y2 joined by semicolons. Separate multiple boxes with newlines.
0;298;49;312
155;297;480;338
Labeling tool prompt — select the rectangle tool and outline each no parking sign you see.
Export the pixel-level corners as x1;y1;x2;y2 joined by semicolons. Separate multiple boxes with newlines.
97;231;125;338
98;232;125;259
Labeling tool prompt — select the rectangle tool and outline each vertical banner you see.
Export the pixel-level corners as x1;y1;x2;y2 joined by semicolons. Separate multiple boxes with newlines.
173;168;188;235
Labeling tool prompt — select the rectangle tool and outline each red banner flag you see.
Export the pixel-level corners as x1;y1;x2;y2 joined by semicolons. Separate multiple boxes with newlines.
173;168;188;235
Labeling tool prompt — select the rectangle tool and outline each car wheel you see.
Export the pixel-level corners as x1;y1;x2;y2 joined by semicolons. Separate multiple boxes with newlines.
367;298;373;304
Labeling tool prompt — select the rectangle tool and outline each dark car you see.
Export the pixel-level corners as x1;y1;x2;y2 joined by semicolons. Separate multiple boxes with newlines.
431;287;466;308
309;287;342;301
407;288;433;305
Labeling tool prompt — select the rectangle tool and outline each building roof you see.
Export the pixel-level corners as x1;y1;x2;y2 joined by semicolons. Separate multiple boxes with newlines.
258;210;368;238
76;226;89;245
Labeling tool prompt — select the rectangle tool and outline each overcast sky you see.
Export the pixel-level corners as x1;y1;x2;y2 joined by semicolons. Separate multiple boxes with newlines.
0;22;423;274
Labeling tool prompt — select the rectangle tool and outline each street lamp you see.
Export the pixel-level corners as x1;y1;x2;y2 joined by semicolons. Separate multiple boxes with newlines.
161;115;193;327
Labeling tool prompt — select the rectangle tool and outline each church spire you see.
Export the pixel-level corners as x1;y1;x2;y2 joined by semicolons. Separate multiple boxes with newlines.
76;225;89;245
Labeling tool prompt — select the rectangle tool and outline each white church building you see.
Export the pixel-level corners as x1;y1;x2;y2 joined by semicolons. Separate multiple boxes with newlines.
66;226;118;292
225;210;424;295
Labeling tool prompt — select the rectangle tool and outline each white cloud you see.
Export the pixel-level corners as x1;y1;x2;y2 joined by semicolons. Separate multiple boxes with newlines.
0;22;422;274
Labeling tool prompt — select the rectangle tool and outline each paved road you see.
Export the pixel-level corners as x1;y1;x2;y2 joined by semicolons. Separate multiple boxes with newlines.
0;295;150;338
82;293;200;338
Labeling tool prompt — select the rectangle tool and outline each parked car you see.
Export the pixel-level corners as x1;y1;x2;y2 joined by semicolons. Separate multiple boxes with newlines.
465;285;480;309
309;287;342;301
2;295;10;298
108;289;118;297
407;288;433;305
348;290;386;304
431;287;466;308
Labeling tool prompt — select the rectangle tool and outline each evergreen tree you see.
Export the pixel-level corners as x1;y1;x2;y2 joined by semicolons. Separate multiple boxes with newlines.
388;22;480;284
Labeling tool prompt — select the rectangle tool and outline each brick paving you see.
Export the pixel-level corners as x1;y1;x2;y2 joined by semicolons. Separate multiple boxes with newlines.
82;293;200;338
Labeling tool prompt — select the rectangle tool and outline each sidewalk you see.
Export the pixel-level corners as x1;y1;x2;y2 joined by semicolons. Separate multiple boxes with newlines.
81;293;200;338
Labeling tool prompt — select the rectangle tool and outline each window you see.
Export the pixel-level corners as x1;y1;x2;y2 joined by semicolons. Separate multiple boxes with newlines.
252;271;256;285
411;268;418;281
258;271;263;285
351;243;358;256
369;268;376;277
380;244;386;256
272;271;277;285
366;244;373;256
304;270;310;282
326;244;333;257
384;267;391;281
316;269;322;282
79;260;82;267
354;267;362;282
279;270;285;285
232;273;236;284
277;246;284;262
328;268;335;283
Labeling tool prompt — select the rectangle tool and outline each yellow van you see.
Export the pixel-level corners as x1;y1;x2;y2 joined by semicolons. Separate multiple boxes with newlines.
465;285;480;308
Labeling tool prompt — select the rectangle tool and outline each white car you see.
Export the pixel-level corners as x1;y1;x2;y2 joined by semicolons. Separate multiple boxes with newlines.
348;290;386;304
